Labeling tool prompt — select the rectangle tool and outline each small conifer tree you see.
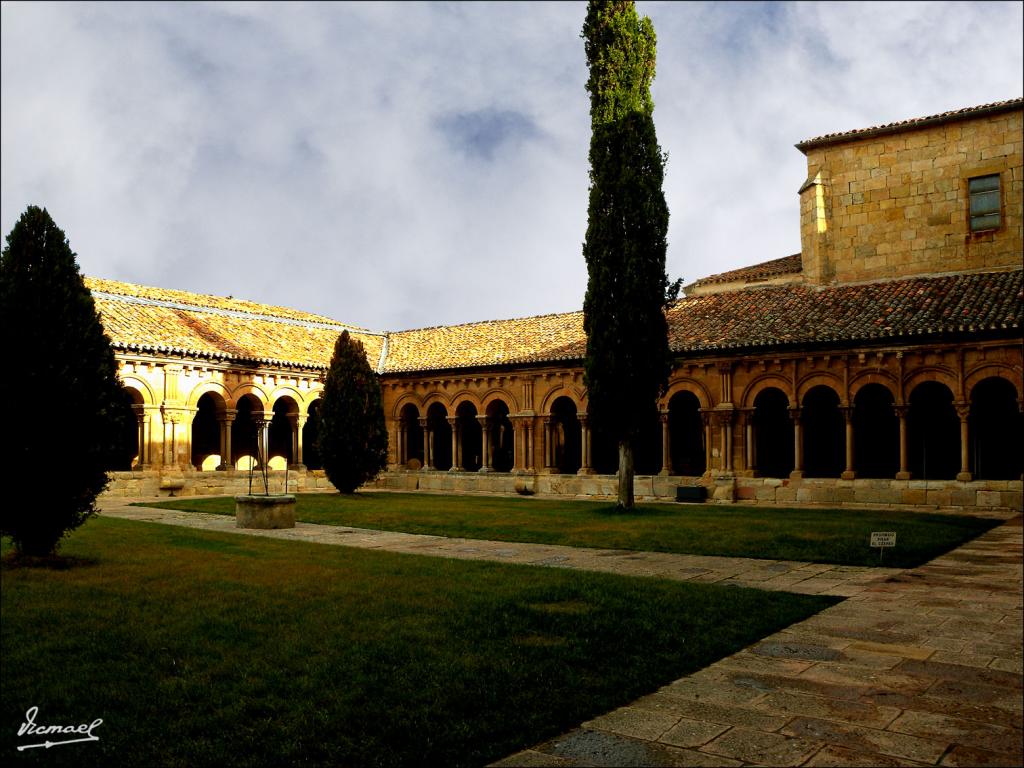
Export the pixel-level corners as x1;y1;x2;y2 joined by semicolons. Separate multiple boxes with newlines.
317;330;388;494
0;205;135;556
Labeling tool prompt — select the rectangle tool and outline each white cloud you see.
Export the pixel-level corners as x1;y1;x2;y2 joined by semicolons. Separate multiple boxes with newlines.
3;1;1021;330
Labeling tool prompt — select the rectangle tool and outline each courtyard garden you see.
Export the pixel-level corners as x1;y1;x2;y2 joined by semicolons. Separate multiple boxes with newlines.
144;492;1001;568
1;516;836;767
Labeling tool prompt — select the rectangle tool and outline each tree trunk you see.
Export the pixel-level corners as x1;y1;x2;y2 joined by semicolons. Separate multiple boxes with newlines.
617;439;635;509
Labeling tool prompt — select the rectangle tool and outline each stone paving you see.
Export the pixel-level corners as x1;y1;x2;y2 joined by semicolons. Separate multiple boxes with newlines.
99;498;1023;766
100;497;900;597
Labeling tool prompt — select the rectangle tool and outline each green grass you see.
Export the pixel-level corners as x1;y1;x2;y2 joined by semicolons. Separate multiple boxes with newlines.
143;492;1001;568
2;518;834;767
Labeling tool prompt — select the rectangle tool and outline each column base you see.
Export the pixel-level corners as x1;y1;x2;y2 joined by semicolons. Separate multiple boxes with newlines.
216;464;231;472
840;470;856;480
895;471;911;480
658;469;672;477
577;468;594;476
956;472;973;482
288;464;306;472
449;466;464;473
478;467;494;474
789;470;804;480
540;467;556;475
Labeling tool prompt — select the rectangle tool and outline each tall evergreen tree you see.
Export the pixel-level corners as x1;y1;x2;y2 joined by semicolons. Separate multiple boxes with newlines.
0;205;135;556
582;1;679;509
317;330;388;494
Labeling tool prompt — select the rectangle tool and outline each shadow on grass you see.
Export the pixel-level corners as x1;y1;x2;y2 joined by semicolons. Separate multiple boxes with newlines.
1;552;100;571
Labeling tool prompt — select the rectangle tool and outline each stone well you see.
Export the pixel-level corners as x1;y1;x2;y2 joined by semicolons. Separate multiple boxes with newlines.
235;494;296;529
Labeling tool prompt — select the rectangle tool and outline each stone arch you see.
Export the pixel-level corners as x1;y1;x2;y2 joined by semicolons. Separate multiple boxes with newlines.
662;377;712;410
191;390;228;471
424;401;451;471
970;377;1022;480
269;395;300;467
480;387;519;414
455;400;482;472
392;392;423;420
232;393;264;469
421;392;450;412
853;383;899;478
185;380;232;410
848;372;898;403
449;390;483;412
902;366;957;402
398;402;424;469
119;375;156;406
741;375;794;409
753;386;793;478
796;373;845;405
965;363;1023;400
907;381;959;480
549;396;582;474
540;386;583;415
229;383;270;411
485;398;514;472
268;386;305;411
801;384;844;478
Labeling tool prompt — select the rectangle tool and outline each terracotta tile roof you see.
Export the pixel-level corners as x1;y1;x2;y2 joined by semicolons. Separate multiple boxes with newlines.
665;269;1022;354
87;278;383;370
689;254;802;287
383;312;586;373
796;98;1023;152
87;269;1022;375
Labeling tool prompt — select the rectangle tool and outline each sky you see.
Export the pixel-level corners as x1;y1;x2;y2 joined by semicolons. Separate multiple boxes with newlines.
2;1;1022;332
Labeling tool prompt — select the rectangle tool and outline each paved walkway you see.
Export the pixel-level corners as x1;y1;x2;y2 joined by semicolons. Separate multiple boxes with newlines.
100;498;1023;766
101;497;900;597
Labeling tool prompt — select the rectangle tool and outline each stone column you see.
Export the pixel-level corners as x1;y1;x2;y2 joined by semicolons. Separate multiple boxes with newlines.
789;407;804;479
841;406;855;480
894;405;910;479
659;410;672;476
217;408;236;470
418;417;433;470
254;412;272;468
477;416;493;472
131;404;147;471
448;417;461;471
288;414;306;470
578;414;593;475
525;420;535;471
741;408;755;473
543;417;553;472
719;411;734;474
701;411;712;477
955;402;972;482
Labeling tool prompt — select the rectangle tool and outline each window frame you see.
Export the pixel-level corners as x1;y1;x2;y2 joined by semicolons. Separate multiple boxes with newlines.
968;173;1002;233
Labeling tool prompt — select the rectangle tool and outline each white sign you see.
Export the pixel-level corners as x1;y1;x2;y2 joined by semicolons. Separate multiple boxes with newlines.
870;531;896;548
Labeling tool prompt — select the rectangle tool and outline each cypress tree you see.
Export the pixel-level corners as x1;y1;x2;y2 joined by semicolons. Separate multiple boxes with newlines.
317;330;388;494
0;205;135;556
581;1;679;509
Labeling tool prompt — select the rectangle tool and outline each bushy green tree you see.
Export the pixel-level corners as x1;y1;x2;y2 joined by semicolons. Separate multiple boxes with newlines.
582;1;679;509
0;206;135;556
317;330;388;494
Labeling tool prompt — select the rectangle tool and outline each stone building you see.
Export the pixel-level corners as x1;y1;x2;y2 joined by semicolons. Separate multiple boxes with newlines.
96;98;1023;511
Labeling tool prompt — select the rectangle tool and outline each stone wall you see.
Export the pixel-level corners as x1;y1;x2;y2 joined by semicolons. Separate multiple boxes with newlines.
800;105;1022;284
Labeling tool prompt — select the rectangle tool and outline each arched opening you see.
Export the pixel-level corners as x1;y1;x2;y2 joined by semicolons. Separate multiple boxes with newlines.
191;392;225;470
427;402;452;471
304;399;322;470
109;386;144;471
456;401;482;472
908;381;959;480
232;394;262;468
399;403;424;469
269;396;298;468
802;385;844;478
971;378;1022;480
669;391;705;476
486;400;514;473
753;387;793;478
550;397;581;474
853;384;898;478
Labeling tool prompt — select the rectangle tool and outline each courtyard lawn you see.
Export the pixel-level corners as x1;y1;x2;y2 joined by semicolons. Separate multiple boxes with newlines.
2;519;834;767
145;492;1001;568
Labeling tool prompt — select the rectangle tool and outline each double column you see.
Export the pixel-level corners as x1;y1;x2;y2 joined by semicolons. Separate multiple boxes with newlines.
475;415;493;472
448;416;463;471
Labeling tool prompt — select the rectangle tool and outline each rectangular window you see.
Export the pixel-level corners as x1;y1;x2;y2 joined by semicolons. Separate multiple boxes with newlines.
969;174;1001;232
